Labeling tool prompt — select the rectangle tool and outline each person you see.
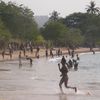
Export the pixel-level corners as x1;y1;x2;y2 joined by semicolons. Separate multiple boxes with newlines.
58;48;61;56
35;46;40;58
71;50;75;58
19;51;22;66
61;56;66;64
9;49;12;59
2;50;5;59
92;49;95;54
23;47;26;56
68;59;73;69
76;54;80;60
50;48;54;58
45;49;48;58
73;60;78;71
68;48;71;56
26;55;33;66
58;61;77;93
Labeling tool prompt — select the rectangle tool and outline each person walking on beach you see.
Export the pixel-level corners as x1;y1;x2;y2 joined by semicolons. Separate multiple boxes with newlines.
50;48;54;58
19;51;22;66
58;58;77;93
45;49;48;58
2;50;5;59
9;49;12;59
35;46;40;58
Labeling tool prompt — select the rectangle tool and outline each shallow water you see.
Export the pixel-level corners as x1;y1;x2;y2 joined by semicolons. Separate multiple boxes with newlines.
0;52;100;100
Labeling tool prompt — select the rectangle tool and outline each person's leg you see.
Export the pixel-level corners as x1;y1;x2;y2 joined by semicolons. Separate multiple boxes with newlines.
59;77;64;92
64;77;77;92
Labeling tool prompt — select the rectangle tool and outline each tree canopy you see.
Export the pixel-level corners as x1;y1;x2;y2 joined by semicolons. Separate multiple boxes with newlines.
0;0;100;48
0;1;39;42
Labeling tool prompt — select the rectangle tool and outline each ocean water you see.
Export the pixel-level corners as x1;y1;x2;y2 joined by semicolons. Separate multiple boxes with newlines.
0;52;100;100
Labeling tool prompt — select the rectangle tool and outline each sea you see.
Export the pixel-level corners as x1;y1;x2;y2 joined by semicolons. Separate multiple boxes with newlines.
0;52;100;100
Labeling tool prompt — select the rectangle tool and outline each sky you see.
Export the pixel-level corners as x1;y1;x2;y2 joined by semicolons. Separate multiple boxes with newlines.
4;0;100;17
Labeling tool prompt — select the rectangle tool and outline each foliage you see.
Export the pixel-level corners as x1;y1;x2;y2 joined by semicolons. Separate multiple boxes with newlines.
66;28;84;47
42;21;68;40
0;0;100;48
0;18;11;48
35;35;45;45
0;1;39;41
86;1;100;15
41;21;83;47
49;10;60;21
63;12;100;47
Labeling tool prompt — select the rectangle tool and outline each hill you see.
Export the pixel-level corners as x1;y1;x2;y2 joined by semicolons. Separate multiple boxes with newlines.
34;16;49;28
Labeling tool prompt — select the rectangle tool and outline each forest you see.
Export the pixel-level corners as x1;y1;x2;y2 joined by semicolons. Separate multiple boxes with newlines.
0;0;100;49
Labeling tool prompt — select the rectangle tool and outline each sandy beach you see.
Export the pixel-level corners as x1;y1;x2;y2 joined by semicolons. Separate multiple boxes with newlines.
0;47;99;61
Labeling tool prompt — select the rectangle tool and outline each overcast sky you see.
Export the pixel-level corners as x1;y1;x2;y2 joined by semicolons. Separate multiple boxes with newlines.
4;0;100;17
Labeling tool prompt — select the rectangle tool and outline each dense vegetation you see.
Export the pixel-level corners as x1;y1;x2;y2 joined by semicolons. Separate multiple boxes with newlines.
0;0;100;49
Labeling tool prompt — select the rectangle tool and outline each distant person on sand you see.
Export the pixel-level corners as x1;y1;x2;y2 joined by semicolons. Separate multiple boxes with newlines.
9;49;12;59
2;50;5;59
50;48;54;58
58;57;77;93
45;49;48;58
35;46;40;58
19;51;22;66
23;47;26;56
71;50;75;58
68;48;71;56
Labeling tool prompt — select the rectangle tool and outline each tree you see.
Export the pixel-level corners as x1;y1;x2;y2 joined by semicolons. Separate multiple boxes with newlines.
41;21;83;47
66;28;84;48
0;1;39;41
86;1;100;15
64;13;100;46
42;21;68;40
35;35;45;45
0;18;11;49
42;21;69;46
63;13;86;28
49;10;60;21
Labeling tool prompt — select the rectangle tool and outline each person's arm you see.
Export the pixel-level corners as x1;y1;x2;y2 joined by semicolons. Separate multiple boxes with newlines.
58;63;61;71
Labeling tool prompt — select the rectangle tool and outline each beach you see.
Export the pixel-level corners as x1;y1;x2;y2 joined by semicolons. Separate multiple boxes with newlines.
0;47;99;61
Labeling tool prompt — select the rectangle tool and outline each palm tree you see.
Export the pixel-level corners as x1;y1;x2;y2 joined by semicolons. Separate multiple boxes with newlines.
86;1;100;15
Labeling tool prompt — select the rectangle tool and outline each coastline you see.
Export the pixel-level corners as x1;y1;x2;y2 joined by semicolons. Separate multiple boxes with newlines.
0;47;99;62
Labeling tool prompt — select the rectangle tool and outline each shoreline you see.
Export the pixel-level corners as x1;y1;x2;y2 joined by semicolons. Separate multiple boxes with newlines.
0;47;99;62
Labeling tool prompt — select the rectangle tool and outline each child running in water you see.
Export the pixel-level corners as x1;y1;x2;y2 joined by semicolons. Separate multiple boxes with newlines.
58;56;77;93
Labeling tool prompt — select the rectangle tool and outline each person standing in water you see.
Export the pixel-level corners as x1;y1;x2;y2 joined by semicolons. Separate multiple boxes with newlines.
26;55;33;67
58;57;77;93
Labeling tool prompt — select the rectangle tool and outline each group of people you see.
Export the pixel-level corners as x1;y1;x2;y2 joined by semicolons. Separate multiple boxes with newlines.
45;48;63;58
58;54;80;93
